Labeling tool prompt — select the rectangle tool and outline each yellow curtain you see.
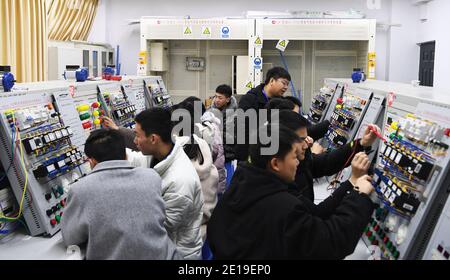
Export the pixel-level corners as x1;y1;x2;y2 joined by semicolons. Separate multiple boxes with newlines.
0;0;47;83
47;0;98;41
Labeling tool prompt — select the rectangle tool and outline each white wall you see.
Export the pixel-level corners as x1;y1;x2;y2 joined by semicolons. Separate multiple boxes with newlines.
89;0;450;87
87;0;395;78
87;0;106;43
417;0;450;90
387;0;420;83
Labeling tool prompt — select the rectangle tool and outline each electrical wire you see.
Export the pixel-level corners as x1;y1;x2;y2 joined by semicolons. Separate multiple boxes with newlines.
0;113;29;221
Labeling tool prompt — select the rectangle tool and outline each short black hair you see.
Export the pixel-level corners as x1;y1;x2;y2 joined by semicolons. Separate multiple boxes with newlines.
265;97;295;111
277;110;309;131
84;129;126;162
135;108;173;143
215;84;232;98
249;124;300;169
264;67;291;85
284;96;302;108
177;96;206;116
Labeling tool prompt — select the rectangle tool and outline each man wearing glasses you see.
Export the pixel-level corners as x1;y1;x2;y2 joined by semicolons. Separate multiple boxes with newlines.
235;67;292;161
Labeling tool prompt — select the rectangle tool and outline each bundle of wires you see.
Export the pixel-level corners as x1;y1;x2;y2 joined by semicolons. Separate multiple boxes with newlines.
0;112;29;223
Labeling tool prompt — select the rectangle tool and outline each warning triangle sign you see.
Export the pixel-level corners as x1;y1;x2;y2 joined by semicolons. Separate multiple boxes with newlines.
184;27;192;35
245;81;253;88
203;27;210;35
255;37;262;45
279;40;286;47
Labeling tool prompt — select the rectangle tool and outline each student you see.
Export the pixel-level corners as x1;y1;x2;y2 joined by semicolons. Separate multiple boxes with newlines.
61;129;180;260
208;84;238;163
278;110;379;201
284;95;302;114
179;97;224;193
267;97;330;142
172;98;220;240
210;84;237;112
235;67;292;161
122;108;204;260
265;97;295;111
207;124;375;259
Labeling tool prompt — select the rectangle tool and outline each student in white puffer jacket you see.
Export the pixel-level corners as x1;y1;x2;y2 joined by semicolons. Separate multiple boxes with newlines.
173;97;220;241
104;109;204;260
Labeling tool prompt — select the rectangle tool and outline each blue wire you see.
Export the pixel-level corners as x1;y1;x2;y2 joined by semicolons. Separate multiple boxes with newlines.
278;50;302;113
0;221;21;234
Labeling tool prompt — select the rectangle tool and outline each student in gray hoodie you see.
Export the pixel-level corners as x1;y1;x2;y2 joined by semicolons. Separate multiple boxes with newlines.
61;129;180;260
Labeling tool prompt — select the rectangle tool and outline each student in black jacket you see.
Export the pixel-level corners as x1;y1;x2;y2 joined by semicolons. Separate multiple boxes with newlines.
234;67;291;161
266;98;331;143
278;110;380;201
207;123;375;259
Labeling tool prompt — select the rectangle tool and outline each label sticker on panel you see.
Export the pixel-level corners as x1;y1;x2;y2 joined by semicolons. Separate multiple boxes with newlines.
183;26;193;36
253;57;262;70
201;26;211;37
254;36;262;48
276;39;289;52
221;26;230;38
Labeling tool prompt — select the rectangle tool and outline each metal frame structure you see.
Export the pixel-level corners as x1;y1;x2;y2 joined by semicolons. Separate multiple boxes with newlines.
139;17;376;101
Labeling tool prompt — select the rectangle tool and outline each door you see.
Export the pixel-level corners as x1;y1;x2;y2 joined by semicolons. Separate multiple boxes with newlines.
419;41;435;87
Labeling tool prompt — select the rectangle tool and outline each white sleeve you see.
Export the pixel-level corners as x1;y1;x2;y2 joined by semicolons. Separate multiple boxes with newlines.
126;148;152;168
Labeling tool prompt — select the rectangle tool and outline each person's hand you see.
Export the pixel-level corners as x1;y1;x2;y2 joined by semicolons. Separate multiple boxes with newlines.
311;142;325;154
305;136;314;148
354;175;374;195
102;116;119;130
350;152;370;184
360;124;381;147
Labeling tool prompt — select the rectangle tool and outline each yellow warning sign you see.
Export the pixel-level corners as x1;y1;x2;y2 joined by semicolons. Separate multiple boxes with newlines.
245;81;253;88
255;36;262;45
183;26;192;35
367;52;376;79
276;39;289;51
138;51;147;65
203;27;210;35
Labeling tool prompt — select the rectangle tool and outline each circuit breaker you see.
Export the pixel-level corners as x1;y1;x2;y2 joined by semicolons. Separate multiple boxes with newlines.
308;81;338;125
97;83;137;130
362;100;450;260
0;89;89;236
321;85;374;150
144;76;172;109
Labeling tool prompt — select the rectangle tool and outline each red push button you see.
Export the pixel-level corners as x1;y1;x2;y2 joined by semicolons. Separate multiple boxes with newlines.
50;219;57;226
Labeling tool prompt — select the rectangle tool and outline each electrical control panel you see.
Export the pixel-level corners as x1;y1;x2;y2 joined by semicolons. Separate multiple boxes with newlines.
0;89;89;236
120;76;148;115
1;162;18;238
54;81;111;138
423;195;450;260
322;85;374;150
362;98;450;260
144;76;172;109
308;81;338;125
98;83;137;129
